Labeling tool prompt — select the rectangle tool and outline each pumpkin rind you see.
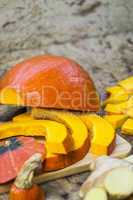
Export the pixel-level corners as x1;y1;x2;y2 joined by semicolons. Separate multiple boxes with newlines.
80;114;116;156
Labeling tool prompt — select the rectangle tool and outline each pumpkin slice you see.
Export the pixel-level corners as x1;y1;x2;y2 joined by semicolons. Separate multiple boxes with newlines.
31;108;89;153
126;108;133;118
44;135;90;171
14;110;90;171
103;115;128;129
103;76;133;138
0;120;72;154
105;96;133;114
80;114;116;156
121;118;133;135
118;76;133;94
103;86;129;105
105;102;128;114
0;136;45;184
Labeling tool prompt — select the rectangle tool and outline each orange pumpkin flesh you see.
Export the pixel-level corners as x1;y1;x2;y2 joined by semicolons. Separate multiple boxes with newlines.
0;55;99;111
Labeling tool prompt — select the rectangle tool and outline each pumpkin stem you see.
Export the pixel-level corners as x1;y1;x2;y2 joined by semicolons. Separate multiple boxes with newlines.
15;153;42;189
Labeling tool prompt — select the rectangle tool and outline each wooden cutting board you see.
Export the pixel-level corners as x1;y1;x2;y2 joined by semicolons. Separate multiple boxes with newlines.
0;135;131;194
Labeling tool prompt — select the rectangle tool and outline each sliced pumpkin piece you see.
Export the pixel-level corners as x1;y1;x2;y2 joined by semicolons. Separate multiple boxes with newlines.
44;135;90;171
103;86;129;105
105;102;128;114
15;109;90;171
103;76;133;138
14;110;90;168
31;108;89;153
0;120;72;154
31;108;90;171
80;114;116;156
103;115;128;129
125;108;133;118
118;76;133;94
7;112;90;171
122;118;133;135
105;96;133;114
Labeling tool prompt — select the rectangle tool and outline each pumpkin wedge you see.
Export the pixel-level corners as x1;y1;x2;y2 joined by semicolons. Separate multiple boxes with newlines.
13;110;90;171
0;120;72;154
80;114;116;156
105;102;127;114
103;86;129;105
126;108;133;118
103;115;128;129
0;55;99;111
118;76;133;94
105;96;133;114
103;76;133;137
44;136;90;172
31;108;89;152
121;118;133;135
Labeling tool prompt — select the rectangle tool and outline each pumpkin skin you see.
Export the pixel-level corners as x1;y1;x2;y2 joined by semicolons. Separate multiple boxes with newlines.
0;55;99;111
0;137;45;184
10;184;45;200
